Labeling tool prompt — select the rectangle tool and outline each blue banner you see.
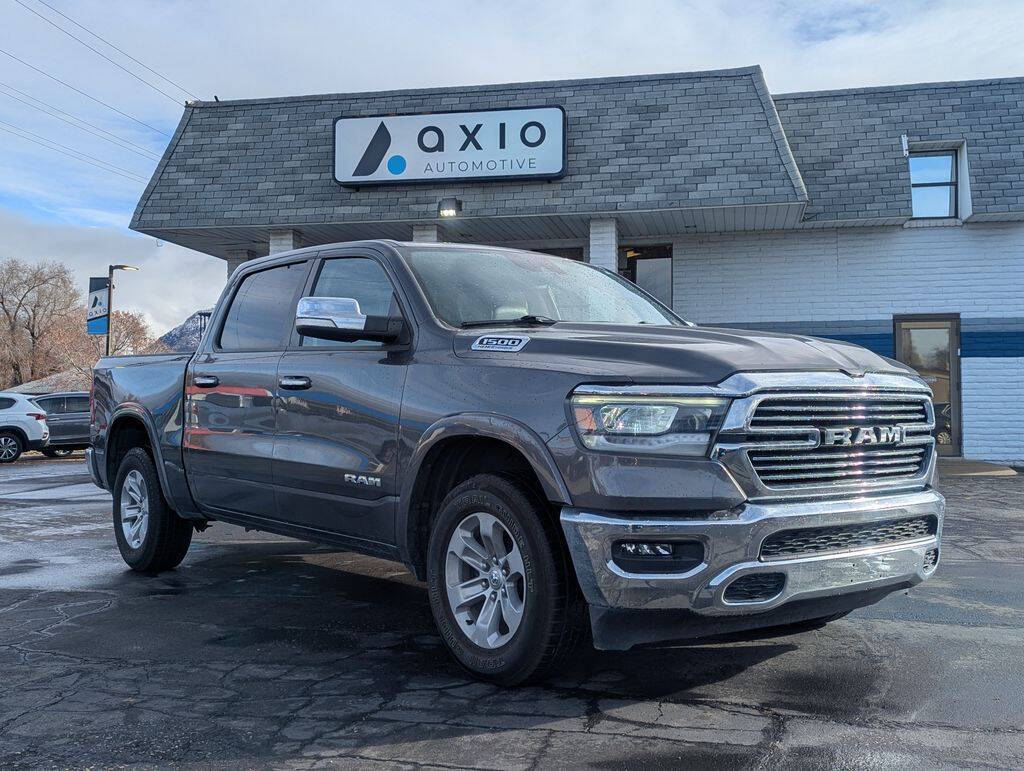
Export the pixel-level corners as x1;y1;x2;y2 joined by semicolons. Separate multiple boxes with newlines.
87;276;109;335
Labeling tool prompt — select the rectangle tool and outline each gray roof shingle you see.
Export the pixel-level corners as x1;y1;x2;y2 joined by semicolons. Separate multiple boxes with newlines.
130;66;805;232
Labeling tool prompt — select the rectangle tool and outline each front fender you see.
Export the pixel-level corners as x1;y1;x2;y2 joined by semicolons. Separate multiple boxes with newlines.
395;413;573;572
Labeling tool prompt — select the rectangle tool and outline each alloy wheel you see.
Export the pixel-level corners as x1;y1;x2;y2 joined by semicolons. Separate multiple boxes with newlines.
0;435;18;461
444;511;527;649
120;469;150;549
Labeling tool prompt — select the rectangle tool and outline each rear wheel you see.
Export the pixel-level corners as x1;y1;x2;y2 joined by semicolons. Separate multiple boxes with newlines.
0;431;23;463
42;447;75;458
426;474;585;686
112;447;192;572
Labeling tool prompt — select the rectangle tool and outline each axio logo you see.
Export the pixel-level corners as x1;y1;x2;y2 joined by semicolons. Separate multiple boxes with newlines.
335;107;565;185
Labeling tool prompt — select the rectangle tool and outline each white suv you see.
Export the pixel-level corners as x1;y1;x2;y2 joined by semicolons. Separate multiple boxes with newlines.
0;393;49;462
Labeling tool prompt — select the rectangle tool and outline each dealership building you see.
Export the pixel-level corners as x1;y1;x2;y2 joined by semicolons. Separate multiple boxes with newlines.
131;65;1024;463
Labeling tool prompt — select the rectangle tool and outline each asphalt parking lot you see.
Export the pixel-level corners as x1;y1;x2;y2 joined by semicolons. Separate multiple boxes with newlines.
1;455;1022;769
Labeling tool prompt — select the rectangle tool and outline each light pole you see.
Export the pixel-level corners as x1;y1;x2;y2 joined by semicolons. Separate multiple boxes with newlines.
106;264;139;356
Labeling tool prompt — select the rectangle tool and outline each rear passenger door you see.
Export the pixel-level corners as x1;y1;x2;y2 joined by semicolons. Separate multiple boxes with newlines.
184;259;310;518
273;250;410;544
63;395;91;445
35;397;68;442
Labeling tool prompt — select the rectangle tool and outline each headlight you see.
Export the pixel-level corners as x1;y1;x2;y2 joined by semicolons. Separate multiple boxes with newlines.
570;394;730;456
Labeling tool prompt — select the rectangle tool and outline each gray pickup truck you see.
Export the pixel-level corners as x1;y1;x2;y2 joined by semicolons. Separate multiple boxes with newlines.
88;240;944;684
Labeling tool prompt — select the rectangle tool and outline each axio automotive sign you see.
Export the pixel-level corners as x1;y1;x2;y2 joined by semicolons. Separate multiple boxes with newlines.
334;106;566;185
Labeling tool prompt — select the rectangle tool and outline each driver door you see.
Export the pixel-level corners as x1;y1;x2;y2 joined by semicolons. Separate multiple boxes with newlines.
273;250;411;544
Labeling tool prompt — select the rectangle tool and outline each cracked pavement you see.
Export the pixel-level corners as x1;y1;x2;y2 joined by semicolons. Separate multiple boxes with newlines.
1;454;1023;769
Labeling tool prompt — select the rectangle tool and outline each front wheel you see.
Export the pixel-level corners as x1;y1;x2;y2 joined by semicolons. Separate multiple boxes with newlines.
0;431;24;463
112;447;193;572
426;474;585;686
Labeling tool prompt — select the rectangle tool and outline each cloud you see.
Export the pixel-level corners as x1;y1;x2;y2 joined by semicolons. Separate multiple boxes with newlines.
0;209;224;334
1;0;1022;334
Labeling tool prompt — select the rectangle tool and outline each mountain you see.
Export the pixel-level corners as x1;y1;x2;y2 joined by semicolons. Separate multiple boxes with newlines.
159;309;213;352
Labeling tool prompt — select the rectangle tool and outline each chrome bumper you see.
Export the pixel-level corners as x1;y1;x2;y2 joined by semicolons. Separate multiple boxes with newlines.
560;489;943;615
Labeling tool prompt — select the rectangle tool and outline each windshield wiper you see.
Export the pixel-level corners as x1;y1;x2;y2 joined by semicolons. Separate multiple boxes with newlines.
460;315;558;328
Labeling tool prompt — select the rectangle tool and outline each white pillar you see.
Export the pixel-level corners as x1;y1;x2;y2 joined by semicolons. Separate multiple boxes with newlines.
269;228;301;254
225;249;257;281
412;224;443;243
588;218;618;272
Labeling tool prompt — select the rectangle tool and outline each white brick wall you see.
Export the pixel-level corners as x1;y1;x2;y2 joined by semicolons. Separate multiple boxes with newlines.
962;357;1024;463
588;219;618;271
269;228;300;254
412;224;441;243
671;222;1024;463
671;223;1024;324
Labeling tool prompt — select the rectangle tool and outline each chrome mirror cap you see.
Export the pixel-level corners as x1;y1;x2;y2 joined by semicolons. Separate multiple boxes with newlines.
295;296;366;331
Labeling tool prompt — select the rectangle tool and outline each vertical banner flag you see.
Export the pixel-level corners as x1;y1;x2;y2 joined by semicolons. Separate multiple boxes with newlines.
87;277;109;335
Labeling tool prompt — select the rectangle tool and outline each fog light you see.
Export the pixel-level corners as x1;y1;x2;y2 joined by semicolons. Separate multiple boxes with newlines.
612;540;704;574
616;541;673;557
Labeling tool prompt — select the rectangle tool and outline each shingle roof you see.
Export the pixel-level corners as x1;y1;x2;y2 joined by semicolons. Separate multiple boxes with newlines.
773;76;1024;223
131;68;1024;252
130;66;806;234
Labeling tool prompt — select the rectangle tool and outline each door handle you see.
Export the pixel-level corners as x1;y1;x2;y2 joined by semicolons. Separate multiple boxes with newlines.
279;375;311;390
192;375;219;388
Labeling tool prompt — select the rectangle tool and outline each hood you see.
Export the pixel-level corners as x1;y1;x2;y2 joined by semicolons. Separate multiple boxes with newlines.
454;323;915;384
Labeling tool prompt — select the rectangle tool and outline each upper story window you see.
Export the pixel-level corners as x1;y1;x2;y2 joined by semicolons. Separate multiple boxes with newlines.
909;151;958;218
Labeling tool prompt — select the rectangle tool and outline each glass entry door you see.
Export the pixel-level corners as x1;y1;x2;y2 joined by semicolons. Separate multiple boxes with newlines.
894;315;961;455
618;244;673;309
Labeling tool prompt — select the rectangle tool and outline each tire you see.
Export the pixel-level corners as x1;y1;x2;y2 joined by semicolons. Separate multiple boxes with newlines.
426;473;586;686
42;447;75;458
0;431;24;463
112;447;193;572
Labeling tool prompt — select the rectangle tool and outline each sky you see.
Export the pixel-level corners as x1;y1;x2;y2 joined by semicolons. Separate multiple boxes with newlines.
2;0;1023;334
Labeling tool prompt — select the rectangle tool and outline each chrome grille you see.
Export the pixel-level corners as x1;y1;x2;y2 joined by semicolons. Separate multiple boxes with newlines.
750;397;929;428
760;515;938;560
745;394;933;489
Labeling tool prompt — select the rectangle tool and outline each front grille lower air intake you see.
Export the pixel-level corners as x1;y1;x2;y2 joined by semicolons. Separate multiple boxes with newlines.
760;515;938;560
746;394;933;488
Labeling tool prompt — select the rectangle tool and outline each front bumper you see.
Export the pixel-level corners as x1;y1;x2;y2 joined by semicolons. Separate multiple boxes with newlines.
561;488;943;648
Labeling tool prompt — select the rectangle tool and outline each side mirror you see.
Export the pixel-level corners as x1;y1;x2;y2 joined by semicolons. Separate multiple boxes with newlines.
295;296;403;343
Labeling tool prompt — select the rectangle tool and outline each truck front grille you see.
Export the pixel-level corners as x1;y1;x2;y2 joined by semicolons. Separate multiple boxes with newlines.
760;515;937;560
746;394;933;489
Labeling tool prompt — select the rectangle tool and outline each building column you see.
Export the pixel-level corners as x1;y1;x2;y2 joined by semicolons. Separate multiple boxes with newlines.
412;224;443;243
225;248;257;281
588;218;618;272
269;228;302;254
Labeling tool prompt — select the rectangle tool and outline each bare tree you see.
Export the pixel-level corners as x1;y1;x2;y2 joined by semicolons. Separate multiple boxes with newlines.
0;259;78;388
0;258;165;388
53;309;168;378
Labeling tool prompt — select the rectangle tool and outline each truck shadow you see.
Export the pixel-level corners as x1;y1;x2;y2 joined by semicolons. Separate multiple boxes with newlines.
118;536;801;699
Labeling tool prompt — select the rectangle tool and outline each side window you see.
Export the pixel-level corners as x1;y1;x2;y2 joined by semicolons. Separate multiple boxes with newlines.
38;397;65;414
219;262;307;351
66;396;90;413
301;257;398;348
0;398;15;410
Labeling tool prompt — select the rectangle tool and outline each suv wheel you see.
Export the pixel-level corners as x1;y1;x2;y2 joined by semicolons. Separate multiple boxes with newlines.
0;431;23;463
42;447;75;458
426;474;585;685
113;447;193;572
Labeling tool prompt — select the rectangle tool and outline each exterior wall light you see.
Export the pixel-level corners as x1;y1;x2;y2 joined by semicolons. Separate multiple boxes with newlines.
438;197;462;217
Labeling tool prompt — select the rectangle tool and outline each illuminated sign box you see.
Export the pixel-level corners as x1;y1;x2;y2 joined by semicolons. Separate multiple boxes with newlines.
334;106;566;186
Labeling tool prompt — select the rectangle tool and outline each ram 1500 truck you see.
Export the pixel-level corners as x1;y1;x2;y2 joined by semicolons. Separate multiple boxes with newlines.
88;241;944;684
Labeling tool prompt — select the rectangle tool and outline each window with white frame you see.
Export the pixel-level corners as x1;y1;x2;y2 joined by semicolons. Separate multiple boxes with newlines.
909;150;958;218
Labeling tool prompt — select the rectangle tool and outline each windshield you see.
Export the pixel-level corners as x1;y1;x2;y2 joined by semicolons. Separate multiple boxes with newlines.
402;247;682;327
